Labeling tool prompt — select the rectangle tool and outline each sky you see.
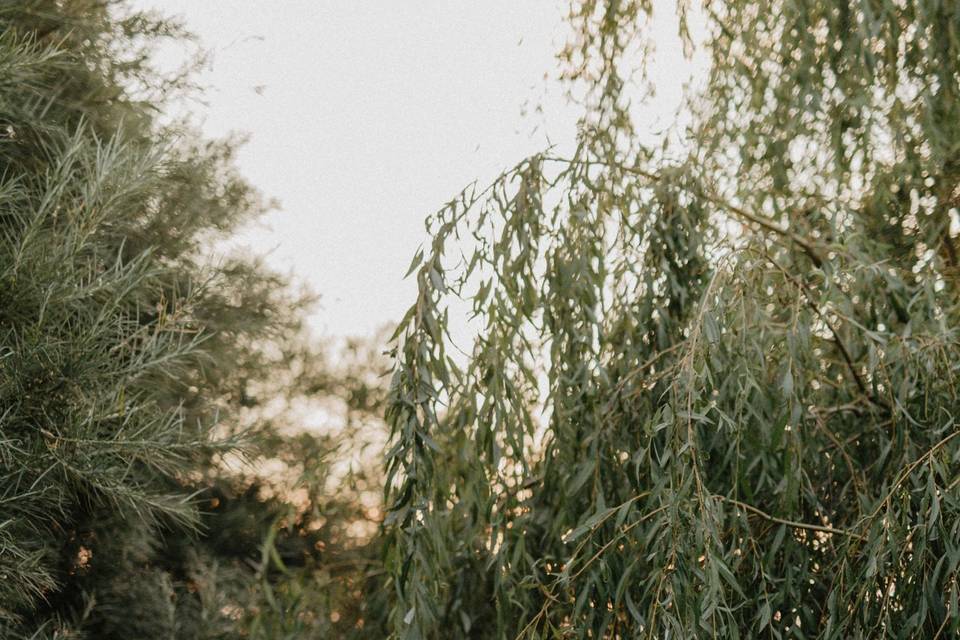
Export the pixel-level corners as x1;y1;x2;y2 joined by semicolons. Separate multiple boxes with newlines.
131;1;703;340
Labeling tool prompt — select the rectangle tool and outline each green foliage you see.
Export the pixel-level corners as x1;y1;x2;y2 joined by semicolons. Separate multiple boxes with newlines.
0;2;388;638
384;1;960;638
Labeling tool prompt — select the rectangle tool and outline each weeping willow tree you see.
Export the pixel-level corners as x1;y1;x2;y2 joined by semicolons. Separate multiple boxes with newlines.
384;0;960;637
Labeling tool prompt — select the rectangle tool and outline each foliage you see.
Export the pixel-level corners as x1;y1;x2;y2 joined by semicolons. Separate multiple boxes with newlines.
384;0;960;638
0;2;387;638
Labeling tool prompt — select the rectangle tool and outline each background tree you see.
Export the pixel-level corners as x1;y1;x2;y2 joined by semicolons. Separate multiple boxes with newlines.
384;0;960;638
0;2;387;638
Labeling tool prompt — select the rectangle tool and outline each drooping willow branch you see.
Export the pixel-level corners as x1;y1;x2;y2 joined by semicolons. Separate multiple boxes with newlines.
716;495;865;541
542;155;826;268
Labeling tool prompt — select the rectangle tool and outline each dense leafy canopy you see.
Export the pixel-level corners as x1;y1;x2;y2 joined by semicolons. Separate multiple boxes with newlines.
384;0;960;638
0;3;386;638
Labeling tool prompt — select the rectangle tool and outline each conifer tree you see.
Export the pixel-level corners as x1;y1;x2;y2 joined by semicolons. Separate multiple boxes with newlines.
384;1;960;638
0;3;386;638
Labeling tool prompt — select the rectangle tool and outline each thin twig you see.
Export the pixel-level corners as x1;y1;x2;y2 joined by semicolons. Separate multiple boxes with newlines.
861;428;960;528
716;495;865;541
568;504;670;581
768;255;889;411
543;155;825;267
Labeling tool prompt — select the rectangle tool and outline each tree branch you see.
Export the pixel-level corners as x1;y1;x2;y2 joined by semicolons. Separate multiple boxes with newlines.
544;155;825;268
716;495;864;541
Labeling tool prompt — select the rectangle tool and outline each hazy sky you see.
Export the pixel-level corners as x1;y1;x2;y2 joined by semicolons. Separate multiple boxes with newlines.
132;1;702;339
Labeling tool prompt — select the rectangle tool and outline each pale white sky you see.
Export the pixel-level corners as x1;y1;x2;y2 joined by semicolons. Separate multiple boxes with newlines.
133;1;702;339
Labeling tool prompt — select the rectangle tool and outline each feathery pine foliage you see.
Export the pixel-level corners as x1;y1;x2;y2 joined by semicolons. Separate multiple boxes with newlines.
0;2;387;638
384;0;960;638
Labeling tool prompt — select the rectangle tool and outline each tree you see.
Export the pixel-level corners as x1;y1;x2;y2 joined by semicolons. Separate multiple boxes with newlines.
384;0;960;637
0;3;387;638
